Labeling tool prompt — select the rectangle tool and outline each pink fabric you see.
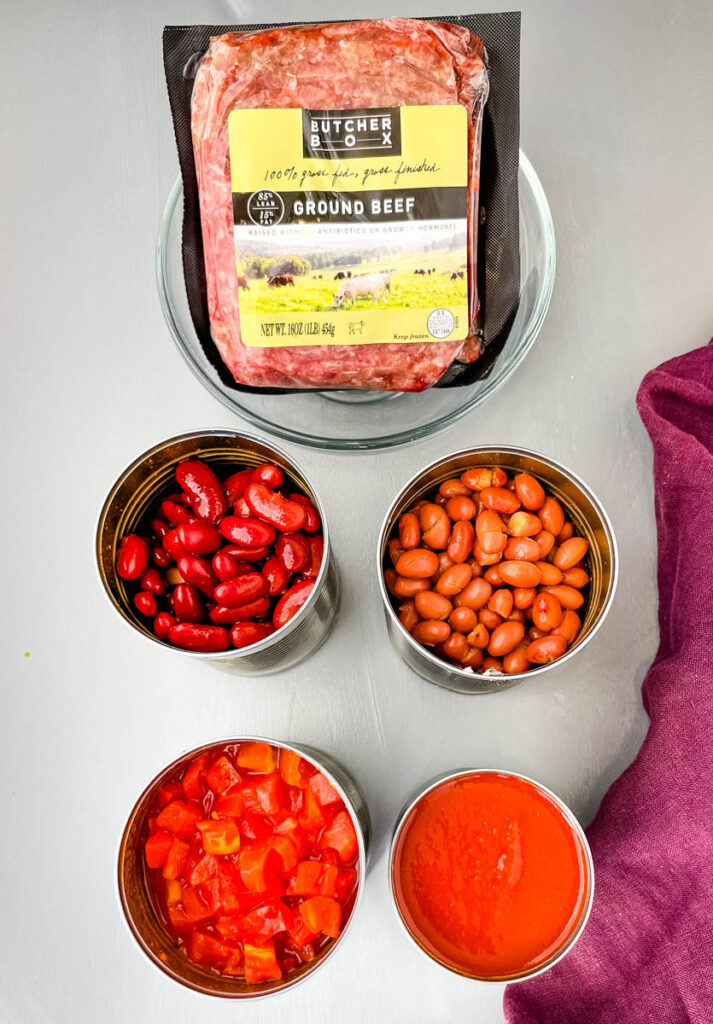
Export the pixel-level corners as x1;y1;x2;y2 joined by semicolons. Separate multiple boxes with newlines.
505;339;713;1024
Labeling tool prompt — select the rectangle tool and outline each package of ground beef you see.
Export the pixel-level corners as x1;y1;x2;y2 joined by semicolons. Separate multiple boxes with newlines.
164;16;520;393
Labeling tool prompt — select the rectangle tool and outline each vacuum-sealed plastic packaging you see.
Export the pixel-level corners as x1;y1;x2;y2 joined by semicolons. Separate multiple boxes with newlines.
164;16;521;393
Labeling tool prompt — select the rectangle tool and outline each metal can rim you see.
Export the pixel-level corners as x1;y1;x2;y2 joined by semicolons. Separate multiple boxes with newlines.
95;429;331;659
376;444;619;686
116;734;368;999
388;767;595;983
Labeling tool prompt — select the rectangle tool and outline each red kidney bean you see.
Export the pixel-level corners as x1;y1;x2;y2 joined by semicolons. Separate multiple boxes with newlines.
513;474;546;511
498;561;542;588
151;544;171;568
289;493;321;533
536;561;563;586
435;563;472;596
393;576;431;598
553;537;589;571
562;567;590;588
175;521;221;556
398;512;421;550
447;520;475;563
513;587;536;610
150;517;170;540
461;468;492;491
445;495;477;521
507;512;542;538
388;538;406;566
478;608;503;631
476;510;507;555
414;591;452;621
441;631;469;661
233;496;252;517
262;554;290;595
461;646;485;669
170;584;204;623
139;568;165;595
508;608;526;624
534;530;556;558
162;528;186;561
472;542;503;567
214;573;267;608
153;611;176;639
557;522;574;544
538;497;565;537
503;645;532;675
209;597;271;625
273;580;314;629
302;535;324;579
504;536;540;562
488;588;513;619
543;585;585;610
395;549;439;580
439;477;471;498
275;533;310;574
251;463;283;489
117;534;149;581
481;655;503;672
483;565;504;587
527;634;568;664
177;555;219;597
175;460;227;523
466;623;490;649
245;482;307;533
453;577;492;609
159;499;195;527
230;621;275;648
168;623;230;653
219;516;276;547
223;468;253;506
212;551;251;582
221;543;272;563
553;610;582;645
134;591;157;617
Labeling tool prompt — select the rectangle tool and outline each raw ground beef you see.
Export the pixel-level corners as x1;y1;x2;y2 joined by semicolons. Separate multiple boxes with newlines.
191;19;488;391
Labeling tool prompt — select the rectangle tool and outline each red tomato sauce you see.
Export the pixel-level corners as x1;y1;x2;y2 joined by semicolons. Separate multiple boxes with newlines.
392;772;590;979
143;741;360;984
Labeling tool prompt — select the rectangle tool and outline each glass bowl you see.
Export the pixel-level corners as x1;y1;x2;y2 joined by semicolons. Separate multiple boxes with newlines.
156;152;555;452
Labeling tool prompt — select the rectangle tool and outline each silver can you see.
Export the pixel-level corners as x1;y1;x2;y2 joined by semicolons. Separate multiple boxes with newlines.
389;768;594;982
117;736;370;999
96;430;339;674
378;445;618;694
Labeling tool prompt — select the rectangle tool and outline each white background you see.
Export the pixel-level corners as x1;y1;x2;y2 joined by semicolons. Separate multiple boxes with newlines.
2;1;712;1022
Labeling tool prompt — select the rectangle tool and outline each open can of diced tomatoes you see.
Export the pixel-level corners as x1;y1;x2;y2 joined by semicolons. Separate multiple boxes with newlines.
389;769;594;982
117;737;370;997
96;430;339;675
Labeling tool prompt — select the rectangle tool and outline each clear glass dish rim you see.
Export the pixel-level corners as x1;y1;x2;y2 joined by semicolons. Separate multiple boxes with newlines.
156;150;556;452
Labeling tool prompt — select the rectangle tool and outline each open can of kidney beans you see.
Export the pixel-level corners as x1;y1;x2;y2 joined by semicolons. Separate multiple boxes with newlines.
117;736;370;997
96;430;339;675
377;446;618;694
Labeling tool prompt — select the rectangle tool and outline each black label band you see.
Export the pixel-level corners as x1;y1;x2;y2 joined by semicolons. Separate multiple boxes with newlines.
234;186;467;226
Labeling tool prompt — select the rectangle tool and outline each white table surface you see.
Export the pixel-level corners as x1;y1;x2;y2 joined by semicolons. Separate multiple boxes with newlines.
2;1;712;1021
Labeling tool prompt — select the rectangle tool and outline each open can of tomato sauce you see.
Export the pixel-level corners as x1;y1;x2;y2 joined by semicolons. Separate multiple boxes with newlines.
118;737;369;997
390;770;593;982
96;430;339;675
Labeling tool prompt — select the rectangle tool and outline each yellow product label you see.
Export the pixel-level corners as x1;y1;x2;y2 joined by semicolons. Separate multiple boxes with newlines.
228;104;469;348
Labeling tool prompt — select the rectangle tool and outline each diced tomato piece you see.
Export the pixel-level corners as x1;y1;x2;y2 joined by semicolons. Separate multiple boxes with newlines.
244;942;282;984
240;775;285;817
213;792;244;818
188;853;218;885
274;816;307;858
181;885;213;924
167;904;192;932
238;813;274;843
162;837;190;880
145;830;173;869
239;844;282;893
197;819;241;856
155;799;202;838
205;755;242;796
308;771;341;807
289;860;338;897
240;899;291;943
165;878;183;906
279;748;311;788
318;810;358;863
299;895;342;939
335;867;358;902
157;782;184;808
187;930;235;967
286;912;320;949
268;835;299;873
202;863;253;916
299;786;326;835
237;741;277;774
182;753;210;801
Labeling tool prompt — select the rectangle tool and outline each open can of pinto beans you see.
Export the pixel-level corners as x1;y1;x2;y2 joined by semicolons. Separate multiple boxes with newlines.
377;446;618;694
117;736;370;997
96;430;339;675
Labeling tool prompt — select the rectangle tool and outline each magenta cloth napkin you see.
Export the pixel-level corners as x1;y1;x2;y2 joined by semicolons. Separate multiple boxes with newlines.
504;340;713;1024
